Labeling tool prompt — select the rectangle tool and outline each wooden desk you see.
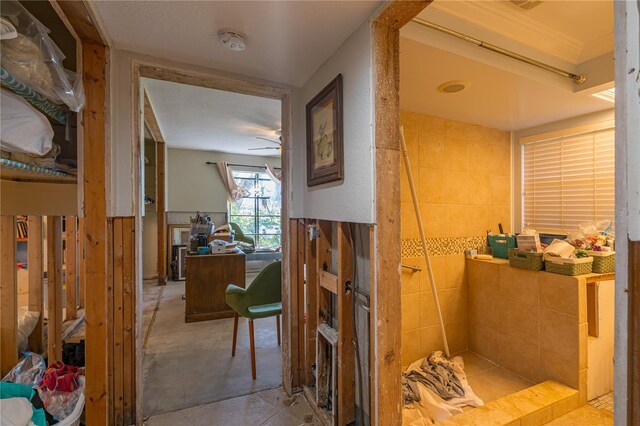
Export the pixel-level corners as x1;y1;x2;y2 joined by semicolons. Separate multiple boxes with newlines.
185;252;245;322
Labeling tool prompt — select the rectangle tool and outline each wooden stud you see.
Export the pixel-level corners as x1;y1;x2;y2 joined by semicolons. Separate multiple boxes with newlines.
305;219;319;386
112;218;124;425
65;216;77;320
55;0;108;44
287;219;303;389
28;216;44;353
316;220;333;409
122;217;135;425
296;220;306;388
337;222;355;425
630;240;640;424
78;217;85;309
156;142;166;285
0;216;18;376
47;216;63;364
82;42;110;425
319;271;339;294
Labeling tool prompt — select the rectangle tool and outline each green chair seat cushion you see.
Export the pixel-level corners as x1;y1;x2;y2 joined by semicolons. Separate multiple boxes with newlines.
247;302;282;318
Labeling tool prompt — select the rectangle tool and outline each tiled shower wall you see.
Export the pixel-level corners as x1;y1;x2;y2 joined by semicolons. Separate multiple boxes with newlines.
400;110;511;367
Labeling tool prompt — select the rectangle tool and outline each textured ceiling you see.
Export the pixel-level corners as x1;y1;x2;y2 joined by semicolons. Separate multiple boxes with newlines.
143;78;281;156
92;0;382;86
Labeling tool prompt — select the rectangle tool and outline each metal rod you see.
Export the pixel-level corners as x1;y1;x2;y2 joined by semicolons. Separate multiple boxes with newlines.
401;263;422;272
411;17;587;85
400;126;450;357
205;162;281;171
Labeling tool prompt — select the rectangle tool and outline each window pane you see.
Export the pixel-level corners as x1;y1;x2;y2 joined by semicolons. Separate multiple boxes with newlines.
229;216;254;235
230;197;255;215
258;234;281;249
259;216;281;235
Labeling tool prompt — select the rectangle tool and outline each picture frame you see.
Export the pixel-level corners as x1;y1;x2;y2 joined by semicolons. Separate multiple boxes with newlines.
306;74;343;187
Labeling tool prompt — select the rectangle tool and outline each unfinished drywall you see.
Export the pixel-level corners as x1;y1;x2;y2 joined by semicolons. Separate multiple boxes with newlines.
166;148;280;214
400;110;511;366
292;18;375;223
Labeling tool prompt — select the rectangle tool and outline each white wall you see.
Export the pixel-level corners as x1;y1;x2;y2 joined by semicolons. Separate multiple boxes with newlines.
291;18;375;223
511;109;615;233
167;148;280;213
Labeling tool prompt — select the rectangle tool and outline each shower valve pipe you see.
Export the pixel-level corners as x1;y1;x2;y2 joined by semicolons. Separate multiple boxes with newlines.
400;126;451;357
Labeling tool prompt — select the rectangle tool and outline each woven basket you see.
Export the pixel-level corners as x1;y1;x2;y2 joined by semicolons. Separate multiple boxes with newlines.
508;249;544;271
544;256;593;276
587;251;615;274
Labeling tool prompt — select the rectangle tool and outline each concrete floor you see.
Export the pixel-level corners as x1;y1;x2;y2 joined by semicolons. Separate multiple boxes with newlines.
142;277;282;417
144;386;320;426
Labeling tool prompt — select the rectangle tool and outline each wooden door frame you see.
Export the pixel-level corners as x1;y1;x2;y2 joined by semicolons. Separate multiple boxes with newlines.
131;64;298;397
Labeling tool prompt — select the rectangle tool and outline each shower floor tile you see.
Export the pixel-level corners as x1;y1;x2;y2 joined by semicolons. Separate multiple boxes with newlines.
458;351;534;404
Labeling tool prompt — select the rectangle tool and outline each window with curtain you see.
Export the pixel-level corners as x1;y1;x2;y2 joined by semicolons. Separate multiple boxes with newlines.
522;125;615;234
229;170;282;249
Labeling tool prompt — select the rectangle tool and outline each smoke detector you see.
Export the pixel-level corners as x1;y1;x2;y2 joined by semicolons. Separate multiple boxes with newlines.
437;80;470;94
218;30;246;52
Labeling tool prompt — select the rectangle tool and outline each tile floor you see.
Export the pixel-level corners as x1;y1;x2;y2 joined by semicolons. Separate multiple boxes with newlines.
588;392;614;413
459;351;534;405
144;387;320;426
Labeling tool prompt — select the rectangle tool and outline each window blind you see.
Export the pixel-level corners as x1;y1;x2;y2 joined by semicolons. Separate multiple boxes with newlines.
522;126;615;234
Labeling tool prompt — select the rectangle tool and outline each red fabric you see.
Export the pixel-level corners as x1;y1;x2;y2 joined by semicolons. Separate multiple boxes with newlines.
38;361;83;392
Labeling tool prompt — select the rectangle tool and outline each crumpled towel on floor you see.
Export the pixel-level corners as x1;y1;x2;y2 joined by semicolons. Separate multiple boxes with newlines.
402;351;483;424
403;351;466;403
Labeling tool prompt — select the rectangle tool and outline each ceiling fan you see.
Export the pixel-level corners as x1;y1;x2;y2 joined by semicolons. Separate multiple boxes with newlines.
249;132;282;152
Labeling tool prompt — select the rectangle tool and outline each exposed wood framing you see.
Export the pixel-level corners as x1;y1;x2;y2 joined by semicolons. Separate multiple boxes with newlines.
143;92;165;143
156;142;166;285
630;240;640;424
82;42;110;424
0;216;17;376
65;216;78;320
304;219;319;386
78;217;85;308
370;2;431;424
47;216;63;364
320;271;338;294
55;1;108;44
28;216;45;353
296;220;306;389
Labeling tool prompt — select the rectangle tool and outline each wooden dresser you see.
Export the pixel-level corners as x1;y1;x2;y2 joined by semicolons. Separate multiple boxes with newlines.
185;252;245;322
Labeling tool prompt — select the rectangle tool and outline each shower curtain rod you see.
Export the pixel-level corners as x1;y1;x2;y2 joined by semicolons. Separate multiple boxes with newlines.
205;161;281;171
411;17;587;84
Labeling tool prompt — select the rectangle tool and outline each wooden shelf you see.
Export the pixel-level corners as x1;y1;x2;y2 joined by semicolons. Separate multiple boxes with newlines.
1;158;76;183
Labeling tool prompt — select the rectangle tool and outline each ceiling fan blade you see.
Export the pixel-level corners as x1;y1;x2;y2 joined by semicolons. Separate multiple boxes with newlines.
248;147;280;151
256;136;281;146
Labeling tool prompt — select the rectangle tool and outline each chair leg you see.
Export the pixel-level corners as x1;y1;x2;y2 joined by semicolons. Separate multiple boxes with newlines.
249;319;257;380
231;312;239;357
276;314;281;346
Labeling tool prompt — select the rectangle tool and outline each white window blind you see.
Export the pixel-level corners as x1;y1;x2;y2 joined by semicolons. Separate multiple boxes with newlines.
522;126;615;234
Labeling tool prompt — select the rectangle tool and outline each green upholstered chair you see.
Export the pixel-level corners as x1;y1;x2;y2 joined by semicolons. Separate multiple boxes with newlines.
230;222;255;247
225;260;282;379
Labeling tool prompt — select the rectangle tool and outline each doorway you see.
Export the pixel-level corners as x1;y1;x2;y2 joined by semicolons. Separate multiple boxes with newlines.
132;65;293;417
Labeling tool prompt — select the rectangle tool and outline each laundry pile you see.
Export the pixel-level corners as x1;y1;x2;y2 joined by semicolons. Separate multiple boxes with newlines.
402;351;483;424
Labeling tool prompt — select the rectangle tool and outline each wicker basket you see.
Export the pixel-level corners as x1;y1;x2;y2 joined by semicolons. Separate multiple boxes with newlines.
544;256;593;276
587;251;615;273
508;249;544;271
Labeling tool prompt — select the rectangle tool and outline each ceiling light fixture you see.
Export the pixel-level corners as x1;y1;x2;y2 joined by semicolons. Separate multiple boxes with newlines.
437;80;470;94
591;88;615;103
218;30;246;52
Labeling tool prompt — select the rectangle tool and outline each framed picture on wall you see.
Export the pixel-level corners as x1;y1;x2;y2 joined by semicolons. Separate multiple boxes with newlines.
306;74;343;187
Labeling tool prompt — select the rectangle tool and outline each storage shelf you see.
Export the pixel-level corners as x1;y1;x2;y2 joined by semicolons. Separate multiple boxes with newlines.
1;158;75;183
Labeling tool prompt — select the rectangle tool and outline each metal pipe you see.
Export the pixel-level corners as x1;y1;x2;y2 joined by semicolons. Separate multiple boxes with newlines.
205;161;281;170
411;17;587;85
402;263;422;272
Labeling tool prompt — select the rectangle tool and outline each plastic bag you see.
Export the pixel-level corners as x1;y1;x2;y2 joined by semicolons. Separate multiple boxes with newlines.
0;1;84;111
38;377;84;421
567;220;615;251
2;352;46;386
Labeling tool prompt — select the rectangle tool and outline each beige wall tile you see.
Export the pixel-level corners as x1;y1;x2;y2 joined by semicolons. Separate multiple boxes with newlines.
468;287;499;330
400;110;418;129
445;137;469;171
445;254;467;289
419;114;445;136
578;368;588;405
468;174;492;205
420;325;445;359
498;332;539;383
419;291;445;327
445;286;467;324
467;206;492;238
402;293;420;331
445;204;468;238
445;170;470;204
468;139;492;173
491;206;512;234
539;307;579;360
490;129;511;147
401;258;421;295
402;329;422;368
444;119;481;141
401;166;412;203
467;259;500;294
469;323;499;362
491;175;510;206
421;255;446;292
521;407;553;426
539;273;580;316
490;144;511;177
445;321;468;354
579;323;588;370
418;134;445;170
499;266;539;307
551;393;580;419
539;349;579;389
403;127;420;171
421;203;447;238
402;203;419;239
499;297;539;345
419;168;445;204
